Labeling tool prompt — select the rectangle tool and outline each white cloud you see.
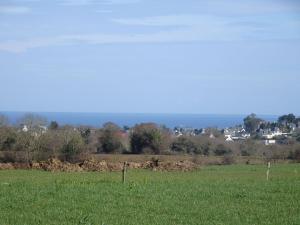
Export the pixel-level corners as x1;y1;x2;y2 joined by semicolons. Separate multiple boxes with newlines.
59;0;140;6
95;9;113;13
112;13;300;39
0;18;299;53
59;0;94;6
0;6;31;14
111;13;299;29
11;0;40;2
197;0;300;15
112;15;225;27
104;0;140;4
0;29;233;53
0;12;299;53
0;25;283;53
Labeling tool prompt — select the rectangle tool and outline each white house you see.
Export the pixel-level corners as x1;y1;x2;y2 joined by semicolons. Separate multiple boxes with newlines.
22;125;29;132
265;139;276;145
38;125;48;134
224;126;250;141
262;129;292;139
209;133;215;139
225;136;233;142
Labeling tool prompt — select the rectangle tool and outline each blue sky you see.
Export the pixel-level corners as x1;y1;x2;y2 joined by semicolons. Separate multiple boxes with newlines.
0;0;300;115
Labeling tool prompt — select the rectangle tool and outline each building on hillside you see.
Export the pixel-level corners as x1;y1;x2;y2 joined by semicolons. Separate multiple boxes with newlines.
173;127;197;137
22;125;29;132
20;124;48;135
225;136;233;142
290;124;297;132
261;127;292;139
209;133;215;139
38;125;48;134
223;126;250;141
265;139;276;145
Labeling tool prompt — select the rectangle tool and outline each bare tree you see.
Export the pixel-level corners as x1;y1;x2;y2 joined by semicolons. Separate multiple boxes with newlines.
0;114;9;127
17;113;47;129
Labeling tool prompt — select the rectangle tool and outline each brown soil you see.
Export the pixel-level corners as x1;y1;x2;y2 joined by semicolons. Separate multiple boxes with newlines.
0;158;200;172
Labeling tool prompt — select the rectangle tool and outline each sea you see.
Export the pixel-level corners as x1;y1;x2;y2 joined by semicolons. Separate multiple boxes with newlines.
0;112;279;129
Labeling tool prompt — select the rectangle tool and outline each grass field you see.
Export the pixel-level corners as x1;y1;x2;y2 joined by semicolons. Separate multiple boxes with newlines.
0;164;299;225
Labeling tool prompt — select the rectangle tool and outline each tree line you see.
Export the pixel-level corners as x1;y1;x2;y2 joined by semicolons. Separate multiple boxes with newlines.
0;113;300;163
243;113;300;134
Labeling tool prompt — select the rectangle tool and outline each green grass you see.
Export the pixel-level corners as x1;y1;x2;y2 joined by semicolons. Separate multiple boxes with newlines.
0;164;300;225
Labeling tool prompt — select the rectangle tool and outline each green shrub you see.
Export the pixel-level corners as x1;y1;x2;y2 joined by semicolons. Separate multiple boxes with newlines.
130;123;165;154
171;136;199;154
98;123;124;154
214;144;232;156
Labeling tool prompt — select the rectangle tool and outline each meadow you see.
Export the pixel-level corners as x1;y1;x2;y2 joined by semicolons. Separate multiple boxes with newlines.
0;164;299;225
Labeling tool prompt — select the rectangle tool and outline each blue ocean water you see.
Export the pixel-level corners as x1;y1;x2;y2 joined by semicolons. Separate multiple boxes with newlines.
1;112;278;129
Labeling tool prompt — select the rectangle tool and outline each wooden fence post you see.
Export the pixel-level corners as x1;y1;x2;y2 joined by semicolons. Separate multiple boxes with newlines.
122;161;127;184
266;161;271;181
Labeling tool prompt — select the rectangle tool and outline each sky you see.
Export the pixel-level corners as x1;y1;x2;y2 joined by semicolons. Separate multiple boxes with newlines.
0;0;300;115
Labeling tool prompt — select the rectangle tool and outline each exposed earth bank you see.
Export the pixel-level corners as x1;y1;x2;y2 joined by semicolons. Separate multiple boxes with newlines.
0;158;199;172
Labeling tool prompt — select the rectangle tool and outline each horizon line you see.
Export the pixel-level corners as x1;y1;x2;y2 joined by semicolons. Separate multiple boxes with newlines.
0;110;283;117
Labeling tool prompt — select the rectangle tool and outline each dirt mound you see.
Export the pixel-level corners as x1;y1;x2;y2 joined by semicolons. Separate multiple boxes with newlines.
107;162;124;171
41;158;83;172
127;162;143;169
0;163;15;170
0;158;199;172
145;160;199;171
81;159;109;171
166;160;199;171
26;159;83;172
0;162;31;170
81;159;138;171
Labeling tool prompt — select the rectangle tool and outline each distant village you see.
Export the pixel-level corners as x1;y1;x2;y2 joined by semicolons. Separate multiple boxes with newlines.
17;113;300;147
172;113;300;146
1;112;300;162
